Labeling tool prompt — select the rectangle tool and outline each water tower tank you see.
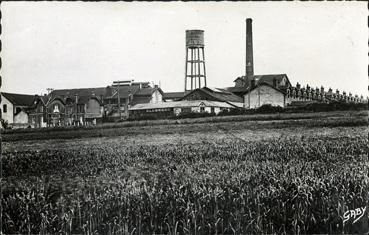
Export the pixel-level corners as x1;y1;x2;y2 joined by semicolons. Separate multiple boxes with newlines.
186;30;204;48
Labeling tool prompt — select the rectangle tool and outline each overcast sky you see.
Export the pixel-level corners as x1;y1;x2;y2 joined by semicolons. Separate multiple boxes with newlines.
1;1;367;96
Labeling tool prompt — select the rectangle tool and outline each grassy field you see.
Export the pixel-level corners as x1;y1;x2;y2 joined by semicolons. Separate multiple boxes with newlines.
2;111;368;234
1;110;367;142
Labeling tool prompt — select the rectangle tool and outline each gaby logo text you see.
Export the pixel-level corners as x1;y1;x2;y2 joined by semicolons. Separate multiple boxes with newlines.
343;206;366;224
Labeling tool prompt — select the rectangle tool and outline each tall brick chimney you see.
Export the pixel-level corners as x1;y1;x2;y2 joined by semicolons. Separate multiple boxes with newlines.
246;18;254;81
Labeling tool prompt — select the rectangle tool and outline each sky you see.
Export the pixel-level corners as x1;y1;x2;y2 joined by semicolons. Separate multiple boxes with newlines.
1;1;367;96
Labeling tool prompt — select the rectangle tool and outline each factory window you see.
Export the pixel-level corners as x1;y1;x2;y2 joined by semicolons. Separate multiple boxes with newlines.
3;104;7;113
78;104;84;113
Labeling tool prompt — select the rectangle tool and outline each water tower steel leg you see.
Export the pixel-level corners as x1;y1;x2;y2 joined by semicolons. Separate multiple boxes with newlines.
202;48;207;87
197;48;201;88
191;49;194;90
185;47;188;91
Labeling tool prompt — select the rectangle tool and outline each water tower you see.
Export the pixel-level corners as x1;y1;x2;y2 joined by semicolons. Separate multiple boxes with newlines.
184;30;207;91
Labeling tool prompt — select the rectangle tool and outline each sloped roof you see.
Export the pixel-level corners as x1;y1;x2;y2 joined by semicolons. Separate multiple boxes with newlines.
28;95;51;109
189;87;243;103
2;92;36;106
224;86;249;94
48;84;157;105
51;87;107;98
130;100;235;110
49;87;106;105
163;91;189;100
234;74;290;87
251;82;285;94
237;82;285;97
107;85;141;99
134;87;163;96
255;74;290;87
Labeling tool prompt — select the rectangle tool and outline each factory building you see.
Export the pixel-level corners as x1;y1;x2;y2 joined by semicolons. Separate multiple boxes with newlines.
131;87;243;118
226;74;292;108
226;18;294;109
180;87;244;108
27;81;163;127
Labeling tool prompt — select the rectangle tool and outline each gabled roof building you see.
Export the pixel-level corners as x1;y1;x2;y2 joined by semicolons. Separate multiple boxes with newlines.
27;81;164;127
1;92;36;127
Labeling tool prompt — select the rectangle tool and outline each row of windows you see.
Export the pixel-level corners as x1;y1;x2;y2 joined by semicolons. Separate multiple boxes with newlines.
2;104;22;114
146;108;171;113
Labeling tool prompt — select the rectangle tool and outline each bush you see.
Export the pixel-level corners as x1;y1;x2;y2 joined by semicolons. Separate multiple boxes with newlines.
255;104;284;114
127;114;160;121
1;119;9;129
292;101;368;113
218;108;251;116
171;111;215;119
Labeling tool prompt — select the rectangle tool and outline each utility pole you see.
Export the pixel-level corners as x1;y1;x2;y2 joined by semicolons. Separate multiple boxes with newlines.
117;83;121;120
113;80;133;120
47;88;54;95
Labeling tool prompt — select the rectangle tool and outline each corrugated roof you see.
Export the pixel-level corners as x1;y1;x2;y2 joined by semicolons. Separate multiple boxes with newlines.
2;92;36;106
130;100;234;110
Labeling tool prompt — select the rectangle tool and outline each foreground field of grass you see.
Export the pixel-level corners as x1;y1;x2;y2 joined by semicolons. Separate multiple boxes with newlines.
2;114;369;234
2;110;367;142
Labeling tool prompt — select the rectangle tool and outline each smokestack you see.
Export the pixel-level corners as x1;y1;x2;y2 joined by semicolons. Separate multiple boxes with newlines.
246;18;254;80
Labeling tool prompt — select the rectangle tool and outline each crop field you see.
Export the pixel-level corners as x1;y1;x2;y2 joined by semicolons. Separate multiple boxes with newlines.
2;113;369;234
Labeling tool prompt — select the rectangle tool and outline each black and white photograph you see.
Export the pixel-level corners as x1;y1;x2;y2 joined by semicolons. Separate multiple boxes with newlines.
1;1;368;234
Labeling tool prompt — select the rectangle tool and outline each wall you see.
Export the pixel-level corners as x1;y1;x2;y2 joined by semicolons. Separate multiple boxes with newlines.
14;110;28;124
85;98;102;118
48;99;66;114
29;100;47;128
47;99;66;126
244;85;285;109
150;90;163;104
0;96;14;123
